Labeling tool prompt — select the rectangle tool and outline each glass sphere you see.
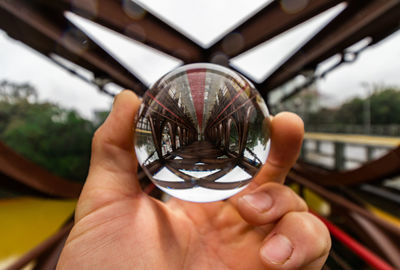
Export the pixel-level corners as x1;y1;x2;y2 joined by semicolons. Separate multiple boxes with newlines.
135;63;271;202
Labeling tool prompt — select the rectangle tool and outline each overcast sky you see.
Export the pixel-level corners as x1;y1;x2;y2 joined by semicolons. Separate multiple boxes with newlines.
1;0;399;119
317;30;400;102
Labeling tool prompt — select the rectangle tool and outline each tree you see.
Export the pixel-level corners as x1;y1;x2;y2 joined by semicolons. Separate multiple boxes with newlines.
334;97;364;125
0;80;103;182
304;84;400;133
369;87;400;124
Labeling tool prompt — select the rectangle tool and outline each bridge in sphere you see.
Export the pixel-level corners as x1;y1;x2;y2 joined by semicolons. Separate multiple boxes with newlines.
135;68;269;190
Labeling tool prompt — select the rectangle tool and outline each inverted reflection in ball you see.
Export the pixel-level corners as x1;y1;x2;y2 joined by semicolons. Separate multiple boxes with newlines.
135;63;271;202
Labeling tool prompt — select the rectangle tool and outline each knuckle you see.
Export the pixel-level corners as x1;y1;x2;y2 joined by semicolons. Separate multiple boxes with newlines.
92;125;114;150
280;185;295;199
299;198;309;211
92;127;104;148
272;184;301;204
261;183;308;212
293;212;331;253
264;182;290;196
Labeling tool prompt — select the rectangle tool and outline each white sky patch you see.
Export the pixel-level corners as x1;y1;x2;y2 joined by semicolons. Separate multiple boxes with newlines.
50;53;94;82
153;167;185;182
0;31;112;119
135;145;151;165
134;0;273;48
252;139;271;164
244;149;254;160
103;82;125;96
268;74;307;105
317;30;400;103
65;11;182;86
158;185;248;202
231;3;347;83
215;166;252;182
179;169;220;178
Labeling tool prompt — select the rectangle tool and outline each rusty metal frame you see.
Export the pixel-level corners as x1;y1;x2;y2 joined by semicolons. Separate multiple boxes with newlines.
287;172;400;238
1;1;400;268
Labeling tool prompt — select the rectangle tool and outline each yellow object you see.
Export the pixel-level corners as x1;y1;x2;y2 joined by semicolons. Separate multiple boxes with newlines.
0;197;76;268
367;204;400;227
136;128;152;134
303;188;331;216
289;184;331;216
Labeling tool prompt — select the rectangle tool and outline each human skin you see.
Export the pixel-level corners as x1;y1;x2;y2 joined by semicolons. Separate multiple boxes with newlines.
57;90;331;270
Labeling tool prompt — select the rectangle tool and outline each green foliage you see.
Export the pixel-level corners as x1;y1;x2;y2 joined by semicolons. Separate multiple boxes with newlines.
369;87;400;124
335;97;364;124
307;85;400;127
308;108;337;125
0;80;106;182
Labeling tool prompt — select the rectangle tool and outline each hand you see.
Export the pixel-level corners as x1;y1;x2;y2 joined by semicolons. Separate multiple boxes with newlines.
57;91;331;270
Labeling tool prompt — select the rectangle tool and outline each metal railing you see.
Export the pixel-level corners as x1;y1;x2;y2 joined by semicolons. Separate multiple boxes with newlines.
306;125;400;137
300;132;399;171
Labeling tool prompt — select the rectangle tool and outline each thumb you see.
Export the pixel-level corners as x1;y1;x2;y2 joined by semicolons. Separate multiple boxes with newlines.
76;90;143;221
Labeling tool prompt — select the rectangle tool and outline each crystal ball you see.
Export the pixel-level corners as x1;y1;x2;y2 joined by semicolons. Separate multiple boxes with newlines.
135;63;271;202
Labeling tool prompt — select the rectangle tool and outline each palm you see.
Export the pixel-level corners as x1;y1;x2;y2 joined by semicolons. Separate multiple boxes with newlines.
165;198;268;269
63;193;266;269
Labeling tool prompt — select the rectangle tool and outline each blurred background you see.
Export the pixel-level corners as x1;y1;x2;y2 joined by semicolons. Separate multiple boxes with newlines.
0;0;399;269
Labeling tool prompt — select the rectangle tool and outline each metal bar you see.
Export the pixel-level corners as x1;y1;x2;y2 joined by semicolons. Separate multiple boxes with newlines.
48;56;115;97
32;228;69;270
288;172;400;238
328;250;353;270
349;212;400;269
5;220;74;270
334;142;345;171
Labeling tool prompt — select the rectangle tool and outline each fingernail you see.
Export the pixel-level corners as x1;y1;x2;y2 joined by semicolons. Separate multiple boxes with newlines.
261;234;293;264
242;192;272;212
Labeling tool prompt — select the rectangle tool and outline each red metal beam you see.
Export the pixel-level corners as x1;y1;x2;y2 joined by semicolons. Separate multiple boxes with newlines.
52;0;204;63
293;146;400;187
312;211;395;270
0;141;82;198
206;0;344;59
